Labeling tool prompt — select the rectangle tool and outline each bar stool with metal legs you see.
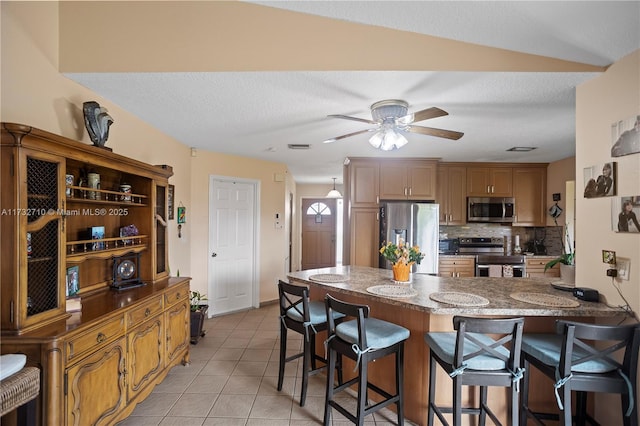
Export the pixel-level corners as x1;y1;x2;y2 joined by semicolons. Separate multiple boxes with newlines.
520;320;640;426
323;294;410;426
277;280;344;406
424;316;525;426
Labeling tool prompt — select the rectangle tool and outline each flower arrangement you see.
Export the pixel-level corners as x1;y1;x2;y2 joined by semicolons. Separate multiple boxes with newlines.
379;239;425;266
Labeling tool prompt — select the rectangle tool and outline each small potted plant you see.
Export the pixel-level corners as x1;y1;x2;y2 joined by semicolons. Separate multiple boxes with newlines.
190;290;208;344
379;239;425;282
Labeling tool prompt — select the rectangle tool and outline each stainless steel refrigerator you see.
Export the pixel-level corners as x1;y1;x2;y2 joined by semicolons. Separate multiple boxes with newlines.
379;202;439;275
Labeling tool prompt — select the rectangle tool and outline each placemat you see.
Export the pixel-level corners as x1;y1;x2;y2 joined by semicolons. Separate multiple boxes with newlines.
510;292;580;308
367;285;418;298
429;292;490;307
308;273;349;283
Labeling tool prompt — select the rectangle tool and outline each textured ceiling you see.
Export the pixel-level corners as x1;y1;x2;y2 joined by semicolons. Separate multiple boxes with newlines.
65;1;640;184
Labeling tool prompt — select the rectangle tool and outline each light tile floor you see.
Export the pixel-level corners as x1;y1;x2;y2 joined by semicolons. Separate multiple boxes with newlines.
117;303;415;425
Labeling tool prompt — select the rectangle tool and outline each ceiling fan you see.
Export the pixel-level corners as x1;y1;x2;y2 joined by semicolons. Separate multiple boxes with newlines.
323;99;463;151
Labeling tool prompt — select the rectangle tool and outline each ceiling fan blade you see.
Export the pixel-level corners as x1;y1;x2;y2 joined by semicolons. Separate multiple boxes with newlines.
323;128;376;143
407;125;464;140
327;114;378;125
397;107;448;125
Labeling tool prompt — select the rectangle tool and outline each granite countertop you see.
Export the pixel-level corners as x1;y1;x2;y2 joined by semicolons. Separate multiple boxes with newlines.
288;265;625;318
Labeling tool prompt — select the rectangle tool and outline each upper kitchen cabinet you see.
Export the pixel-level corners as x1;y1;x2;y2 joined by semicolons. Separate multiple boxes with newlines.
348;159;380;208
379;160;437;201
466;166;513;197
436;164;467;225
513;166;547;226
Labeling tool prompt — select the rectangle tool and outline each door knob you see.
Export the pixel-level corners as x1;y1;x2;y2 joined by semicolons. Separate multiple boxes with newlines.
211;252;217;257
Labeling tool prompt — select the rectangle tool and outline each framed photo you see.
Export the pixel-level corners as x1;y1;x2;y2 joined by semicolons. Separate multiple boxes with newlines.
90;226;105;250
583;162;616;198
66;266;79;297
611;196;640;232
168;184;175;220
611;114;640;157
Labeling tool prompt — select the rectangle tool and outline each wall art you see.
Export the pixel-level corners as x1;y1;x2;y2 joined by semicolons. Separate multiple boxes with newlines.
611;196;640;233
611;114;639;157
583;162;616;198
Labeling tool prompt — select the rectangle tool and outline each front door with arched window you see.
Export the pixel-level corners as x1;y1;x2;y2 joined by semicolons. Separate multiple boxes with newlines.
301;198;336;270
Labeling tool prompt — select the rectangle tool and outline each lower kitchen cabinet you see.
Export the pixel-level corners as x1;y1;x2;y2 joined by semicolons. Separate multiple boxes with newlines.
438;256;475;277
525;256;560;278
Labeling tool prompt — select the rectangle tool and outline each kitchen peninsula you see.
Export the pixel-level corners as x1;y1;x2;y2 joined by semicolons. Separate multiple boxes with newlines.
287;266;626;425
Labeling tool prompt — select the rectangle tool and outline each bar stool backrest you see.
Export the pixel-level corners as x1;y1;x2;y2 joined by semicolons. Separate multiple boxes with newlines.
555;320;640;380
452;316;525;373
278;280;311;324
325;294;370;349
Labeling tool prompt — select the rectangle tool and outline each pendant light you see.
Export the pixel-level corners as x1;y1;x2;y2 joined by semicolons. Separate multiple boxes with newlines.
326;178;342;198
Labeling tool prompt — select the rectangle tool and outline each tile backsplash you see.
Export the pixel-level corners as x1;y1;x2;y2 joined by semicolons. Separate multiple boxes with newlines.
440;224;563;256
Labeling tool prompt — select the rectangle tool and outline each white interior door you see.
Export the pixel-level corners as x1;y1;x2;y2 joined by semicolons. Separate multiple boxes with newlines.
208;177;258;316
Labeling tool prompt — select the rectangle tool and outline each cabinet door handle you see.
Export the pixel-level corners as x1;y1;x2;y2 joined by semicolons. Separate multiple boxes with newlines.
487;185;490;193
145;308;151;317
404;187;407;196
409;188;412;196
376;196;379;204
96;333;106;343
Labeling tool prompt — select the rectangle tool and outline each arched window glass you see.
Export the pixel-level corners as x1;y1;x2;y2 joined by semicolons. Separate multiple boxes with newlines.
306;202;332;219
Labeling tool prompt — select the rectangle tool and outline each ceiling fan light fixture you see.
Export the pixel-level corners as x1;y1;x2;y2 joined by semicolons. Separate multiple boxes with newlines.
370;128;408;151
326;178;342;198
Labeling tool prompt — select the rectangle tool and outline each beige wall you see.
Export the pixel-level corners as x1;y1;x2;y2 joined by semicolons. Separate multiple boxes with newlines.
546;157;576;226
189;151;290;304
1;2;193;280
576;49;640;311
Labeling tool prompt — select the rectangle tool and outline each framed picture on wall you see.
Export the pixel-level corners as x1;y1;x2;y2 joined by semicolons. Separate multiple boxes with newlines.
583;162;616;198
611;114;640;157
611;196;640;232
168;184;175;220
66;266;79;297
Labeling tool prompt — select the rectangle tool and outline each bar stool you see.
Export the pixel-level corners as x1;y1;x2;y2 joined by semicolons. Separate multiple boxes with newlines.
277;280;344;406
323;294;409;426
424;316;525;426
520;320;640;426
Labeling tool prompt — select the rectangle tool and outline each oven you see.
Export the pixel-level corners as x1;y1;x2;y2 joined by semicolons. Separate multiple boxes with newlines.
476;255;526;278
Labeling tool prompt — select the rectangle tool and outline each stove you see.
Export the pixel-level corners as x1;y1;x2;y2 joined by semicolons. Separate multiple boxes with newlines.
458;237;505;255
458;237;526;277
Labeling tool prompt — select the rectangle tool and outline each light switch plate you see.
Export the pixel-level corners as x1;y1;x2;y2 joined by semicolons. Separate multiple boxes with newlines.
616;257;630;281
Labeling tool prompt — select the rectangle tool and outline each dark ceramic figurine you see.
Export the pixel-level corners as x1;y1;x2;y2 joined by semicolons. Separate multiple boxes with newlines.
83;101;114;147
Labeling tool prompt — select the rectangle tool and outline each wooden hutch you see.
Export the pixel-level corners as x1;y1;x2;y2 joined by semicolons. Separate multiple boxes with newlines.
0;123;191;426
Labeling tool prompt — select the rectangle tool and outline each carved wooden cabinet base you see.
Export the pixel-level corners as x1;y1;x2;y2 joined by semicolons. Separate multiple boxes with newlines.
1;278;190;426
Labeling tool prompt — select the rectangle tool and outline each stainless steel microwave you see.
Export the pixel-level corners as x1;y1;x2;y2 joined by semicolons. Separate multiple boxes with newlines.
467;197;515;223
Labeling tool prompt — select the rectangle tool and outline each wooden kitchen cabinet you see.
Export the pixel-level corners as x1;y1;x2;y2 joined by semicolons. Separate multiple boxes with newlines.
466;166;513;197
349;208;380;268
525;256;560;278
379;160;437;200
438;256;475;277
348;159;380;208
164;284;191;365
513;166;547;226
436;164;467;225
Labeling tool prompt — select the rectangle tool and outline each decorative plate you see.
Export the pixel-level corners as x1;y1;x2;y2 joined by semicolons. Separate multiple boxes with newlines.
366;285;418;298
429;292;490;307
308;274;349;283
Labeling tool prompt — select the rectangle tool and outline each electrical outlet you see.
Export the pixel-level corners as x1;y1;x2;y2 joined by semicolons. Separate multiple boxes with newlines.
616;257;630;281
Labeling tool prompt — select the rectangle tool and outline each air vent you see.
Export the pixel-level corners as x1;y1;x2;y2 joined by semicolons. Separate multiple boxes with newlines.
288;144;310;150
